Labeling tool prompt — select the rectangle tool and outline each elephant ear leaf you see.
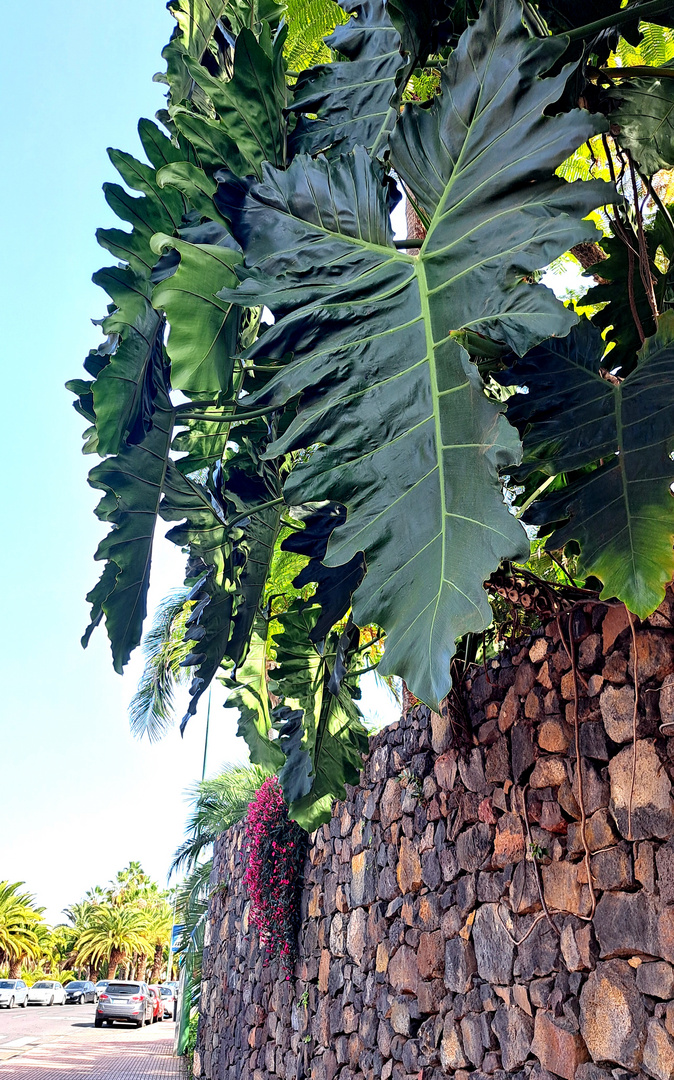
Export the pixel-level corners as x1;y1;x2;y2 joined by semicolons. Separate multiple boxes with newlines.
84;364;175;672
582;222;668;378
281;504;365;642
216;0;610;708
501;314;674;618
288;0;406;158
220;614;285;772
174;26;288;177
386;0;457;65
609;64;674;174
271;602;368;830
151;234;242;395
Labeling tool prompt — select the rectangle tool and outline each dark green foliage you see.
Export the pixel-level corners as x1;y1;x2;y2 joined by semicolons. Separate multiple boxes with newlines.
502;314;674;617
281;504;366;643
288;0;406;158
271;603;368;829
217;0;609;705
609;64;674;174
84;365;175;672
72;0;674;825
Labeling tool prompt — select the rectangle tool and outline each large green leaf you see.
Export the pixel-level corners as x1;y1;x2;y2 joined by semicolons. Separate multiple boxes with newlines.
173;26;287;177
84;366;175;672
161;462;239;727
151;234;242;394
501;314;674;618
162;462;232;585
221;442;284;666
178;568;238;732
89;267;166;456
287;0;406;158
386;0;458;63
159;0;231;105
271;602;368;830
220;614;285;771
583;218;672;377
609;63;674;173
82;127;190;457
216;0;610;708
281;503;365;641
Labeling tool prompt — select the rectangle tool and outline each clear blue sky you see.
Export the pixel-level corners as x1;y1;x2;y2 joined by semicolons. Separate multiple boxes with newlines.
0;0;398;924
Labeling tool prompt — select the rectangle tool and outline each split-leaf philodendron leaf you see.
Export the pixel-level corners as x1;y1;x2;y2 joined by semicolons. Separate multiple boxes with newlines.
72;0;674;828
85;365;175;672
217;0;610;708
610;63;674;174
271;602;368;830
288;0;406;159
502;314;674;618
151;234;242;395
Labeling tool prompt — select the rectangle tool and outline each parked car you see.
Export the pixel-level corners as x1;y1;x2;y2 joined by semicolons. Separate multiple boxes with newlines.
147;985;163;1023
159;984;176;1019
27;980;66;1006
0;979;28;1008
95;981;154;1028
64;980;96;1004
94;980;109;1001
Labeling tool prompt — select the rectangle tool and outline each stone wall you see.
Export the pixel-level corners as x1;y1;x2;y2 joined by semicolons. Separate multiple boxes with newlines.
195;592;674;1080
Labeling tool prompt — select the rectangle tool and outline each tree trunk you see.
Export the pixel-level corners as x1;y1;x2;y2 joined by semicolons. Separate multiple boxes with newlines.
150;944;163;984
108;950;123;980
8;957;21;979
137;954;148;983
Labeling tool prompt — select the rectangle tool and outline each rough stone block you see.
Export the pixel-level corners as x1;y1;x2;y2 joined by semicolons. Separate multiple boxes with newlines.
579;960;646;1070
472;904;514;985
456;823;493;873
396;837;422;895
637;961;674;1000
444;937;477;994
642;1018;674;1080
388;945;418;995
440;1017;467;1070
594;889;660;958
600;684;637;744
609;739;674;840
530;1009;589;1080
417;932;444;980
541;860;592;918
493;811;525;868
491;1006;533;1072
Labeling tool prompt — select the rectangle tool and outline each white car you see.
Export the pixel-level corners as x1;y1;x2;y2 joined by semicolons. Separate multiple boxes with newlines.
27;980;66;1006
0;979;29;1008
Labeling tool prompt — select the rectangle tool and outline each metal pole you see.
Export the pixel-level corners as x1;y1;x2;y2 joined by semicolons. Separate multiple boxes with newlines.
201;688;212;782
165;889;178;984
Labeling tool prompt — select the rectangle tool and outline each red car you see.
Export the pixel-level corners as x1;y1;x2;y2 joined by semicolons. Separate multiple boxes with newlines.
147;986;163;1023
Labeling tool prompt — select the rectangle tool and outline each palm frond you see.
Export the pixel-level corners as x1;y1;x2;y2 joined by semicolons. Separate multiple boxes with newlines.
283;0;348;73
128;588;194;742
170;763;270;876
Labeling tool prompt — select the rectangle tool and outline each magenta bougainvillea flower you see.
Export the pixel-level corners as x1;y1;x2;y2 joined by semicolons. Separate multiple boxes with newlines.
243;777;305;974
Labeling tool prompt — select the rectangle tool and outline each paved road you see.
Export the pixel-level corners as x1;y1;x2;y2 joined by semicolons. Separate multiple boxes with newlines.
0;1003;186;1078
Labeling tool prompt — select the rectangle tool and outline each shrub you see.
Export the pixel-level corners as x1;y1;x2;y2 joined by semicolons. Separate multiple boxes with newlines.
243;777;306;974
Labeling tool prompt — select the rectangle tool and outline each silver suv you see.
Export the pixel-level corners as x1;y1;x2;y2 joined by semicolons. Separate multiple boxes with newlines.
94;981;154;1028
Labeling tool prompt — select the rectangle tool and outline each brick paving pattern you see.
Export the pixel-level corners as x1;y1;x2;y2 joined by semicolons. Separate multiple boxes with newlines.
0;1025;187;1079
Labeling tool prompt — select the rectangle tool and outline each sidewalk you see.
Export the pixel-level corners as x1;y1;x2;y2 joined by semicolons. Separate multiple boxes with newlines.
0;1023;187;1079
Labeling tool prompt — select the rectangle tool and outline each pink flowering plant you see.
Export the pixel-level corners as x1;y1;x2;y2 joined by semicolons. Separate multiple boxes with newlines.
243;776;306;971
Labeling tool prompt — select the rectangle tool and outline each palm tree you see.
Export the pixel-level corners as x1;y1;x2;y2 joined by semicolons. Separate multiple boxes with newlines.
171;764;269;1005
75;904;150;980
145;899;173;984
172;765;271;876
0;882;44;978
